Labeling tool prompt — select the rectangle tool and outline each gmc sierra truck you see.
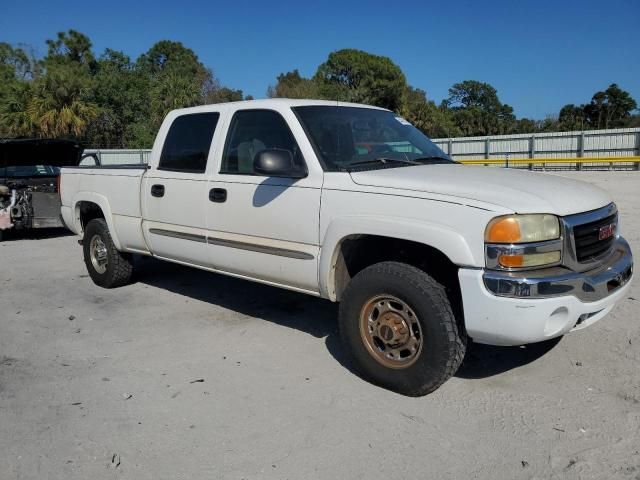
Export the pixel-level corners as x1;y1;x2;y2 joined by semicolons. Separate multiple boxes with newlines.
59;99;634;396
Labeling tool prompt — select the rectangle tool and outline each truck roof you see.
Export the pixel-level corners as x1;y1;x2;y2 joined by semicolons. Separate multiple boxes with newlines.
170;98;391;116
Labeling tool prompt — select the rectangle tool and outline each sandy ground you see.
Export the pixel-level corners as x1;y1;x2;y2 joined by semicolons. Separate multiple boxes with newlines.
0;171;638;480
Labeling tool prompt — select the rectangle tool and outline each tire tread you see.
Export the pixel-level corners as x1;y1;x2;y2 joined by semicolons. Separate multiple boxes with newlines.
83;218;133;288
339;261;466;396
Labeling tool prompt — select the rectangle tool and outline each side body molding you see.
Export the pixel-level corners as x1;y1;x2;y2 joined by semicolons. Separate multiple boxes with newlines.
319;216;477;300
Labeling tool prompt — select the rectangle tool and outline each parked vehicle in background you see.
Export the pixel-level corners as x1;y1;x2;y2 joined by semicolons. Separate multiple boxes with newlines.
59;99;634;396
0;139;97;241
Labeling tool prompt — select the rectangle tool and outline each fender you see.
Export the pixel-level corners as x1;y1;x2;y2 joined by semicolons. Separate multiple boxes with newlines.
319;216;477;301
71;191;123;251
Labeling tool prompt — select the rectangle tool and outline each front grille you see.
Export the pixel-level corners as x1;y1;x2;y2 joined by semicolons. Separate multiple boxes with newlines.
573;213;617;262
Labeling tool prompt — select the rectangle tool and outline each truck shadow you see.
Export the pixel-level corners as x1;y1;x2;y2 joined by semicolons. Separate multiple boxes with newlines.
134;256;339;340
134;257;560;381
456;337;561;379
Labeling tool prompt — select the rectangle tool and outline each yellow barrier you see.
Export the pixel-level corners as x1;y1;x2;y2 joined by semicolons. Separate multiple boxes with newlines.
459;156;640;166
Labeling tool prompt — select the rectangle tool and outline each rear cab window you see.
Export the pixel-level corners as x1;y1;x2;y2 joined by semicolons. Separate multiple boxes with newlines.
158;112;220;173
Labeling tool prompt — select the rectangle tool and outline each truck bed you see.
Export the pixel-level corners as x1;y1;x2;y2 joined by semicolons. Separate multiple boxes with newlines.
60;166;148;252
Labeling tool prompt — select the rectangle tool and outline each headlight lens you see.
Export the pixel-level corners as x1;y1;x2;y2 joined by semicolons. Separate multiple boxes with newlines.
485;214;560;244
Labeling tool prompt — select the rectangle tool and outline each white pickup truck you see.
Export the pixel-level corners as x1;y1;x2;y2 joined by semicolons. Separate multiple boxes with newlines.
60;99;633;396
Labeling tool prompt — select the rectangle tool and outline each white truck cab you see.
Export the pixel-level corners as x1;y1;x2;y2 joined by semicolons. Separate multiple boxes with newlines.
60;99;633;396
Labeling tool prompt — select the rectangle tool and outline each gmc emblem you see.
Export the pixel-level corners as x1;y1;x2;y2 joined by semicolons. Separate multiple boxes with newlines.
599;223;616;240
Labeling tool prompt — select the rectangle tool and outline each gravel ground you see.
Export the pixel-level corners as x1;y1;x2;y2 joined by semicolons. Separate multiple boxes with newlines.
0;171;638;480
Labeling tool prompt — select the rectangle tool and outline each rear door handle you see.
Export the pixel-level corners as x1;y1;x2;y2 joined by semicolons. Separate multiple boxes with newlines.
151;184;165;197
209;188;227;203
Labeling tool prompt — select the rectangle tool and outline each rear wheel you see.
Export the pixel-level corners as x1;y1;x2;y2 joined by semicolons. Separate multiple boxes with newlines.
339;261;466;396
83;218;133;288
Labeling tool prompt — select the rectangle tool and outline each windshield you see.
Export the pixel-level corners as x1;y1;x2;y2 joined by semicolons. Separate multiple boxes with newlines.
292;106;452;171
0;165;61;178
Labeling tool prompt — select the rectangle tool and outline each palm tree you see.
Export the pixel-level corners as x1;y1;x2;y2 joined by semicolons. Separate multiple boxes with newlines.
150;70;202;125
27;68;98;137
0;82;36;137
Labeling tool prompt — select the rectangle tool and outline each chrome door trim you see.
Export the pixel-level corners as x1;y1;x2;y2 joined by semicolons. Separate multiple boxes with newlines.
149;228;207;243
207;236;314;260
149;227;314;260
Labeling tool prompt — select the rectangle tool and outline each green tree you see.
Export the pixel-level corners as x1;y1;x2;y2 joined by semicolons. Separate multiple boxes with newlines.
0;43;30;136
44;30;96;72
511;118;538;134
137;40;206;79
584;84;637;129
86;49;151;147
206;86;245;103
557;104;585;131
267;70;321;99
0;43;32;83
24;30;99;138
0;31;99;139
0;82;35;137
27;68;98;137
443;80;515;136
313;49;406;110
400;87;459;138
0;43;34;136
445;80;499;111
150;71;201;124
137;41;214;130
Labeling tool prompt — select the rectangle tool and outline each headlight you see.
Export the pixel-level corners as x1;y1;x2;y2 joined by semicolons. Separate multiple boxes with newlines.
485;214;562;270
485;214;560;244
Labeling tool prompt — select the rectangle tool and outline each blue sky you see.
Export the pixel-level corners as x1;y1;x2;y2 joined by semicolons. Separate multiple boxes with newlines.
1;0;638;119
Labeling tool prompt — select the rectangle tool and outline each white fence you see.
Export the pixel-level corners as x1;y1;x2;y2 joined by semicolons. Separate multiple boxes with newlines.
83;149;151;165
432;127;640;161
87;127;640;169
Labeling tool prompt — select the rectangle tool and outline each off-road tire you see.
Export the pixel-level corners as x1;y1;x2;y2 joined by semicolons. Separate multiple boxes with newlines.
339;261;466;396
83;218;133;288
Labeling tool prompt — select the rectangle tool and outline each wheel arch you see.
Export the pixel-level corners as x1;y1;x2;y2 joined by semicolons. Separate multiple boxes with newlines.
72;192;122;250
319;217;475;302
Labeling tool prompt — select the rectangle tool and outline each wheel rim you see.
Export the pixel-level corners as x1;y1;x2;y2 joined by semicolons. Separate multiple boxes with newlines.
359;295;423;369
89;234;108;274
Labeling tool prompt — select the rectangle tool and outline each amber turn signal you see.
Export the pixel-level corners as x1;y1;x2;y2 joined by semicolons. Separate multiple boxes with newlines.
498;251;561;268
485;217;521;243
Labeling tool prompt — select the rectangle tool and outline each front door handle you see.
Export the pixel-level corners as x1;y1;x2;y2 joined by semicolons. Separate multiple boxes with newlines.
209;188;227;203
151;184;165;197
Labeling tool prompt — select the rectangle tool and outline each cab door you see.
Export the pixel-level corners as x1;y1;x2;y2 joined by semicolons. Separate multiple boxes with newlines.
142;111;221;265
204;108;322;293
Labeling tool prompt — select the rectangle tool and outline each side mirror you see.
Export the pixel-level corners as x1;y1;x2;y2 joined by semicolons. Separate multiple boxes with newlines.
253;149;306;178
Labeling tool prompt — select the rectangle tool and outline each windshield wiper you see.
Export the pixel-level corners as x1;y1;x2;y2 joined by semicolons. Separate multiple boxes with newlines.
345;157;421;170
412;156;454;164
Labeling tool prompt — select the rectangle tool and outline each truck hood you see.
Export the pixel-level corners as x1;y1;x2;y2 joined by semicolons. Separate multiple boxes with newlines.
349;164;612;216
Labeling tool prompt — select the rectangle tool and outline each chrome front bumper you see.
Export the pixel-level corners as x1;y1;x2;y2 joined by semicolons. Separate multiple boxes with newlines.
484;236;633;302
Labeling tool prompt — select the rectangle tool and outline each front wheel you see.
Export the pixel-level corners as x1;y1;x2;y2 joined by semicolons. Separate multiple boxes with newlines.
339;261;466;396
83;218;133;288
